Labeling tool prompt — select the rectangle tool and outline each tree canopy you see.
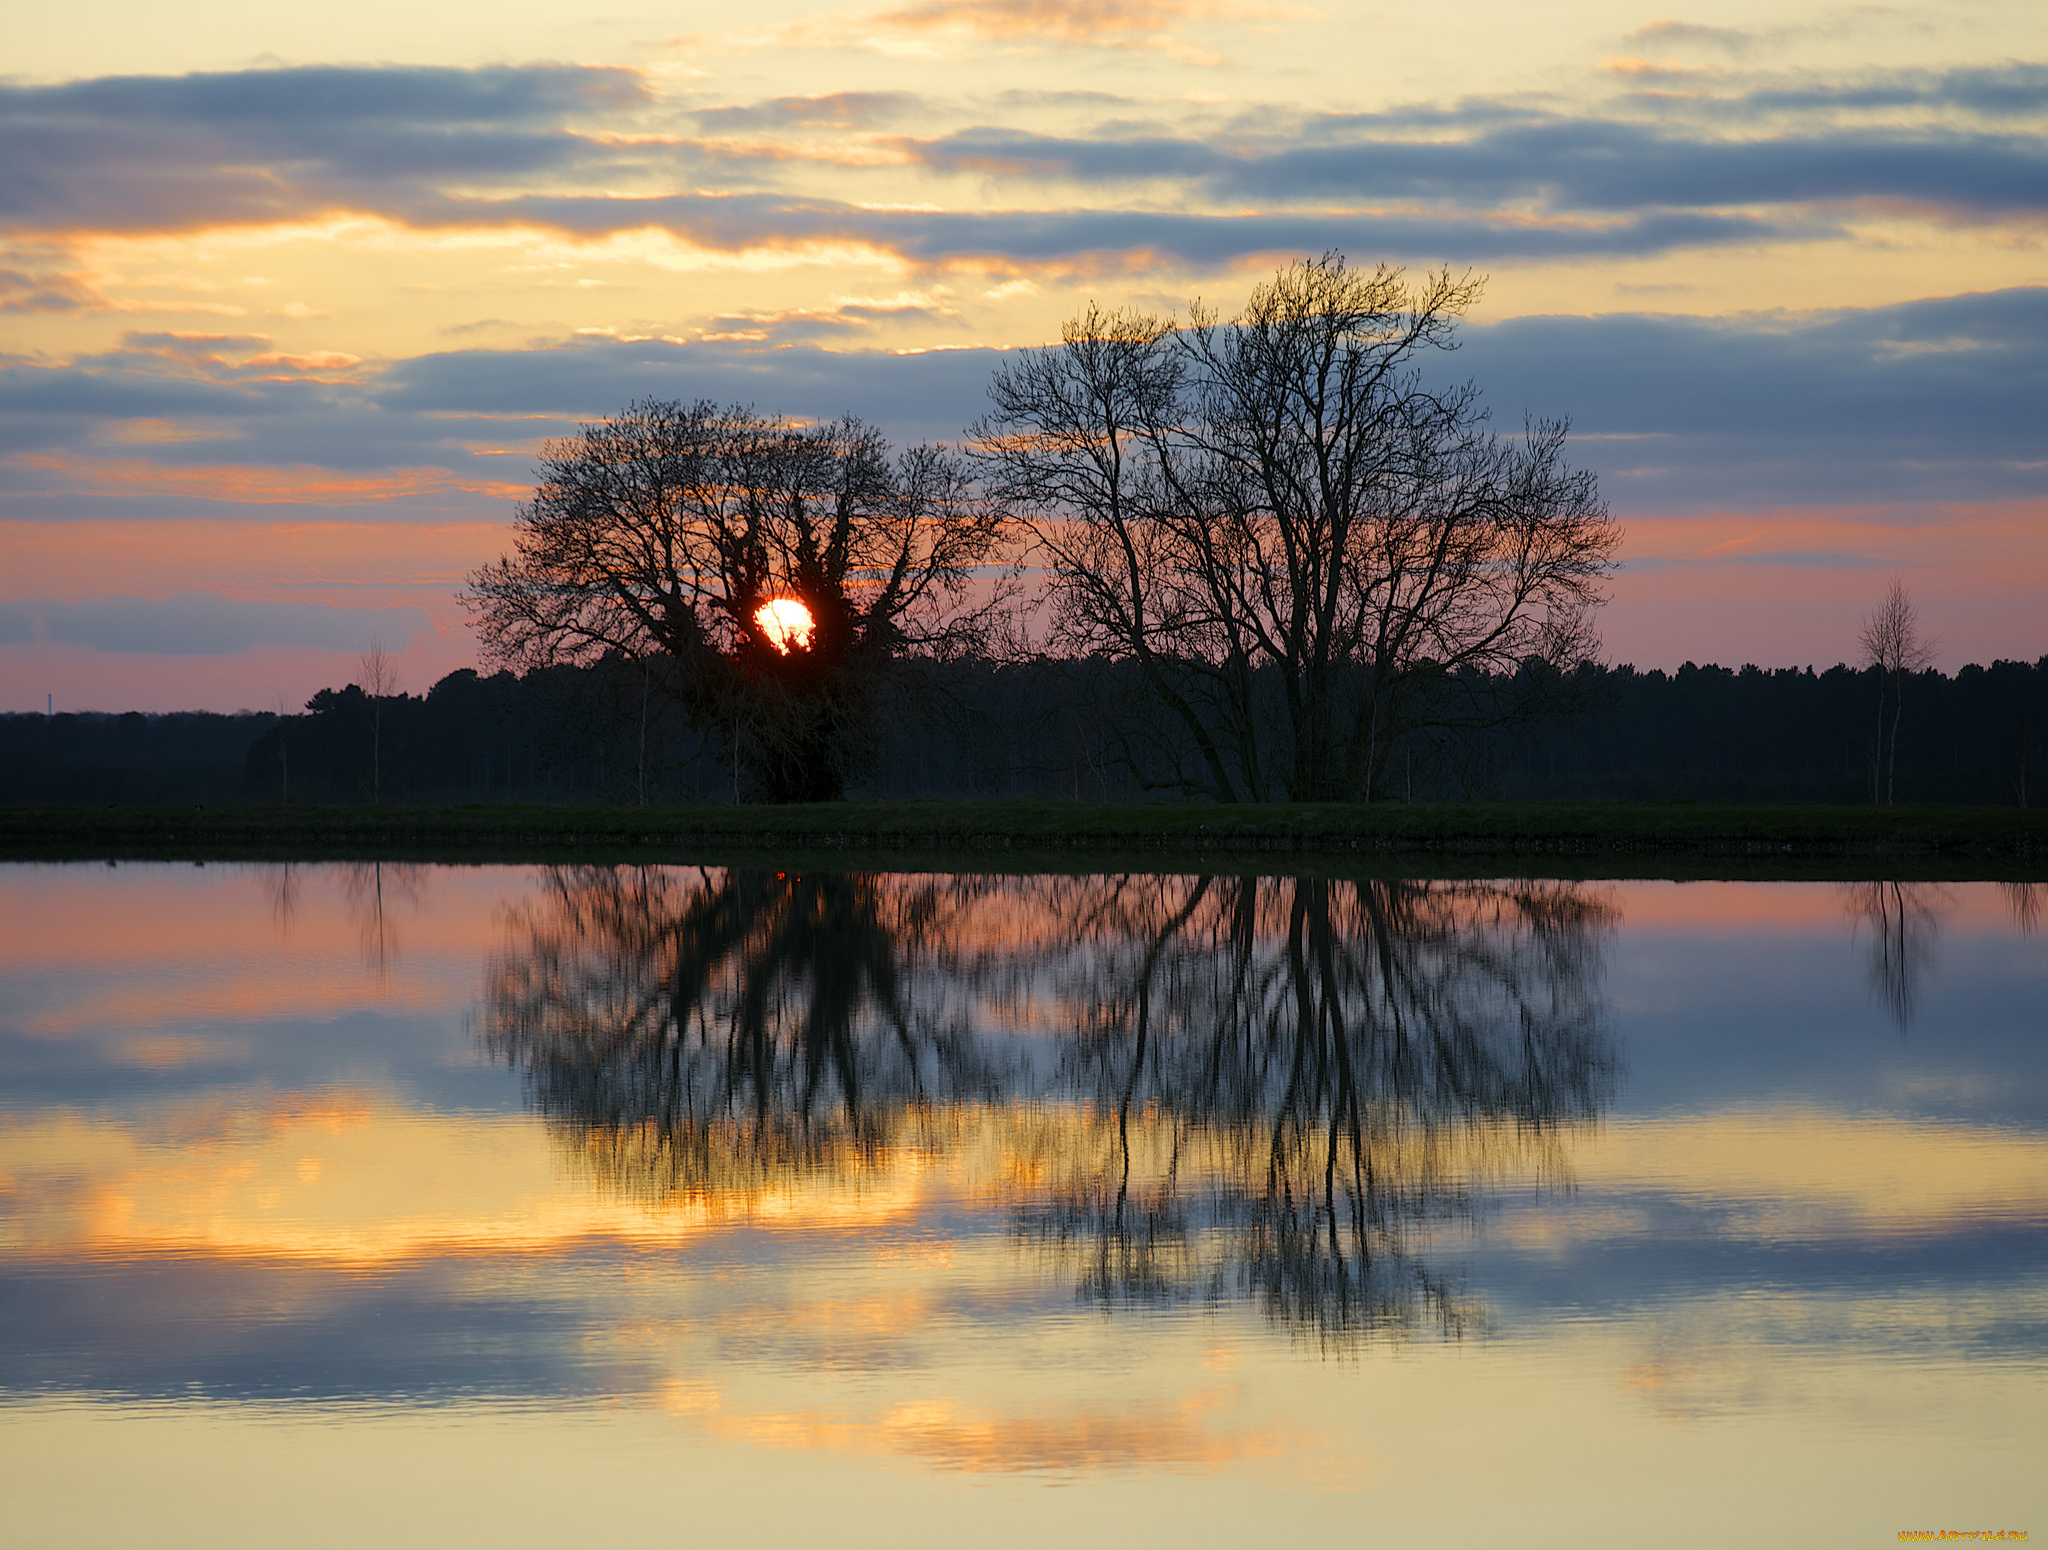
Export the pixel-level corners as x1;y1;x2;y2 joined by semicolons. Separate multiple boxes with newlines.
465;400;1011;801
973;255;1618;802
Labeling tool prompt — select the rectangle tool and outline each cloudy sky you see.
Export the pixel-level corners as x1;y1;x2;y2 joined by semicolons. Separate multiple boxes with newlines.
2;0;2044;711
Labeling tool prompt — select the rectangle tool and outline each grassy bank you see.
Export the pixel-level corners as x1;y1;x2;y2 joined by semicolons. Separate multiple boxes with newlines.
2;800;2043;877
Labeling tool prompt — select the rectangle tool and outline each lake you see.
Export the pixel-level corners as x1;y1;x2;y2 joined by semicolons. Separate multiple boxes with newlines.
2;862;2042;1546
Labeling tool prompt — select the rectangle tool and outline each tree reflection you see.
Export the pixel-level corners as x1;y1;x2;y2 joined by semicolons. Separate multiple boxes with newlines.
480;867;1007;1203
1014;875;1615;1345
341;862;429;979
260;860;430;979
1840;881;1949;1029
480;866;1616;1346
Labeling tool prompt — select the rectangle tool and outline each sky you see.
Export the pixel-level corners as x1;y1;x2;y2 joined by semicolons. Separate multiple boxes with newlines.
1;0;2044;712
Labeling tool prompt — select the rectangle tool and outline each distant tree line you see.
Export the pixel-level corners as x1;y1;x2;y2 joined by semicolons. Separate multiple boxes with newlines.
1481;657;2045;806
4;653;2042;807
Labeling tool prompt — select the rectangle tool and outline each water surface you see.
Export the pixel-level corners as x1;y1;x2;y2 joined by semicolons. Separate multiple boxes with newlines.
2;864;2042;1546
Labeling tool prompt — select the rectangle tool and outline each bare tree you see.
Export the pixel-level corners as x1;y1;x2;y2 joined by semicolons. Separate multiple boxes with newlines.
1858;579;1936;805
465;401;1014;802
357;644;399;804
268;690;293;804
973;254;1617;802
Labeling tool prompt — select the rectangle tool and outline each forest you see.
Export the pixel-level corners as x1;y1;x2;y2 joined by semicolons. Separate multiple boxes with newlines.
3;653;2042;808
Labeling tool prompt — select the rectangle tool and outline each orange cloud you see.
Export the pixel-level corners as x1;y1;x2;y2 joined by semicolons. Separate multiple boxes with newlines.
1597;54;1699;77
104;419;227;446
12;453;526;506
241;350;364;371
708;0;1297;62
877;0;1221;46
0;265;99;313
0;518;506;600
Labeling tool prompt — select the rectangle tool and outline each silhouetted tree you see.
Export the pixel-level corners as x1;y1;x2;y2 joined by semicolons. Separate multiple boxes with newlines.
268;693;292;803
358;645;399;804
1858;580;1936;805
974;254;1617;801
465;402;1014;802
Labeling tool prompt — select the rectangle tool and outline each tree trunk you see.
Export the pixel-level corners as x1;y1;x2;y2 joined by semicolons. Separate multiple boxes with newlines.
1886;677;1904;805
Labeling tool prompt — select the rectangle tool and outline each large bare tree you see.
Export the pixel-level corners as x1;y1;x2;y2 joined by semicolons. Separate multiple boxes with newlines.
973;254;1618;802
465;400;1013;802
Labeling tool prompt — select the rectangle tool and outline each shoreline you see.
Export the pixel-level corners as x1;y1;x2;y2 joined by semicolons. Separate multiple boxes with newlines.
3;800;2043;878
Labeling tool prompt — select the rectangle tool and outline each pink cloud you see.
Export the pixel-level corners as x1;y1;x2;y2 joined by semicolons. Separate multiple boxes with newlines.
11;454;526;506
1602;499;2048;670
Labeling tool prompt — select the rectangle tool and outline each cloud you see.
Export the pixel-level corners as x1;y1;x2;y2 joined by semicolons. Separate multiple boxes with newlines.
870;0;1232;48
376;334;1001;445
0;265;96;313
1623;19;1762;56
1723;551;1886;570
68;332;368;382
1709;62;2048;122
1458;286;2048;506
418;190;1802;266
7;60;2041;278
0;356;507;478
11;452;525;506
0;64;653;236
1244;126;2048;218
909;118;2048;221
698;0;1276;62
2;288;2043;516
695;91;920;131
7;101;1827;267
0;594;438;654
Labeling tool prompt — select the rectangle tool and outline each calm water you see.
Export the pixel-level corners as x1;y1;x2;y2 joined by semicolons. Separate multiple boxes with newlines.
1;864;2042;1546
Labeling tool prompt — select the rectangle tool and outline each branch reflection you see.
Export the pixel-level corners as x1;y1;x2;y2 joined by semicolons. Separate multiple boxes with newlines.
1020;875;1615;1345
480;867;1008;1202
1840;881;1950;1030
480;868;1617;1346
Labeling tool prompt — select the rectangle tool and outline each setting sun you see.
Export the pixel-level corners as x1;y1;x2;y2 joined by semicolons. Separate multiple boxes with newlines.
754;597;815;654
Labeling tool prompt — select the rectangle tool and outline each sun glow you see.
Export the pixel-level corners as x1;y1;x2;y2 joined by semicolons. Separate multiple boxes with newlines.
754;597;815;653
